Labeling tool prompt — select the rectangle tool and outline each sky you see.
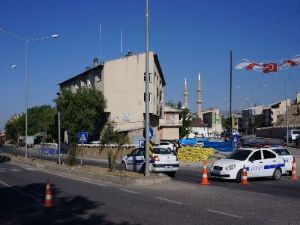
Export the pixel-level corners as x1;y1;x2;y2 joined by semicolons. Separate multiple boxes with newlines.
1;0;300;130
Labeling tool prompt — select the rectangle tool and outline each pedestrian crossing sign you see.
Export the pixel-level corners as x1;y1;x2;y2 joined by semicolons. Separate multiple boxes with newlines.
78;132;88;143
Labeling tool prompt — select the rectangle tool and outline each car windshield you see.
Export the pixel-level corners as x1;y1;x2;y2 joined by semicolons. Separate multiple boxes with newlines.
160;143;170;145
272;148;291;156
292;130;300;135
153;148;171;154
227;150;252;161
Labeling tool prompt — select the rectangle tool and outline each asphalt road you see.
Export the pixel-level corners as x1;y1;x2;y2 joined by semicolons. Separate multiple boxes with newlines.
1;161;300;225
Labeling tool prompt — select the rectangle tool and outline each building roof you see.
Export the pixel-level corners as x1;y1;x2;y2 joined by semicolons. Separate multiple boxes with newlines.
58;64;103;86
58;51;166;86
190;118;206;128
163;105;181;113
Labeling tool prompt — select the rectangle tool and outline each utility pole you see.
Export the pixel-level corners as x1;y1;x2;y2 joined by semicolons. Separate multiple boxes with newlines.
144;0;150;176
285;77;288;145
229;51;233;133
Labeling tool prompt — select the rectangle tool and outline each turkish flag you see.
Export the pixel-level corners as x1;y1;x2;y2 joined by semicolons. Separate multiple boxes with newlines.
246;63;259;70
263;63;278;73
283;60;297;67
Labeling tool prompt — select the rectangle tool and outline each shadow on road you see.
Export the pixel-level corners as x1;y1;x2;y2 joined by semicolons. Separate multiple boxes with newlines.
0;182;140;225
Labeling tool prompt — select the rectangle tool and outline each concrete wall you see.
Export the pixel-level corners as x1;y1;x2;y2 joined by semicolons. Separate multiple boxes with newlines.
256;125;300;139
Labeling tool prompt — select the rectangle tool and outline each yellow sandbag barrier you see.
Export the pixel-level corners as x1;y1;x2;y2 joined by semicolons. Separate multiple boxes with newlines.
177;146;215;162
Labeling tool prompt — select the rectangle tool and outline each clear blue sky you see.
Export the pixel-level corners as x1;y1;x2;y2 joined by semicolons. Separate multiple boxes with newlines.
1;0;300;129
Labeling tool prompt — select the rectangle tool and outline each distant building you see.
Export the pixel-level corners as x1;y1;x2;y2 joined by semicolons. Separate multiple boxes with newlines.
202;108;222;136
59;51;171;144
189;117;207;138
158;105;182;141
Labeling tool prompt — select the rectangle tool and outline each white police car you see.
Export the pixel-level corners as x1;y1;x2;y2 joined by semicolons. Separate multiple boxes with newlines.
270;146;294;175
210;147;287;182
121;147;179;177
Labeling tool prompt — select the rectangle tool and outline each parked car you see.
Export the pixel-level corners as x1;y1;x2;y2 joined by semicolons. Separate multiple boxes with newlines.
295;135;300;147
121;147;179;177
284;129;300;142
158;141;175;152
210;147;287;182
269;146;294;175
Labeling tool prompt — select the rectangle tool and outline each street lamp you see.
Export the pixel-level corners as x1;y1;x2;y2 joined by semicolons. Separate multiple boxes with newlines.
0;28;59;158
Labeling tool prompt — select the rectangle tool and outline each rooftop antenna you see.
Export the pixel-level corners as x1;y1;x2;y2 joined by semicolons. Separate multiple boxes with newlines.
99;24;102;61
120;27;123;55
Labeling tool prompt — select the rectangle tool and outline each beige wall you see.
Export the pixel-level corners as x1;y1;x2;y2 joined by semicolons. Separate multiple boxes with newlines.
159;127;179;140
101;52;164;131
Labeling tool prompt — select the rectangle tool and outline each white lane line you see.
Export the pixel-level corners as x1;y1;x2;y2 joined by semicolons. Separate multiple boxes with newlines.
119;188;139;194
155;197;183;205
242;190;271;197
207;209;243;219
10;168;22;172
0;179;42;206
41;170;108;187
10;163;108;187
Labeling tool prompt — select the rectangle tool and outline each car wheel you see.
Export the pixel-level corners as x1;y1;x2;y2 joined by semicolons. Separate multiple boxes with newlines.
236;169;242;183
167;171;176;177
140;163;145;173
121;161;126;171
272;168;282;181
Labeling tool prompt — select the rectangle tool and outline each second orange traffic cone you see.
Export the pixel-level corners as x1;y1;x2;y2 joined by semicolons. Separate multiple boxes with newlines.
44;179;53;208
291;157;298;181
201;160;209;185
241;165;249;185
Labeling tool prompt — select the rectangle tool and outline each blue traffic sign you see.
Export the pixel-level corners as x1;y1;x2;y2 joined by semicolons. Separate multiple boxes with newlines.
143;127;154;139
78;132;88;143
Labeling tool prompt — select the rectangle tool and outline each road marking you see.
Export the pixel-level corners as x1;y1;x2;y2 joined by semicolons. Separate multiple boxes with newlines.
41;170;108;187
155;196;183;205
10;168;22;172
207;209;243;219
119;188;139;194
0;179;42;206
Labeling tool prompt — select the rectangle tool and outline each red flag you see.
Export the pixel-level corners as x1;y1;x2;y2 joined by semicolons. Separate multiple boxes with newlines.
263;63;278;73
283;60;297;67
246;63;259;70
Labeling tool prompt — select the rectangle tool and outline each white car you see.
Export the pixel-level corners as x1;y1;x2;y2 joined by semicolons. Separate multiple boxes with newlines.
158;141;174;152
210;147;287;182
122;147;179;177
270;146;294;175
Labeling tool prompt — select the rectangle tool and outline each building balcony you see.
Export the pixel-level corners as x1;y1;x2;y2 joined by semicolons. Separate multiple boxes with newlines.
159;119;182;127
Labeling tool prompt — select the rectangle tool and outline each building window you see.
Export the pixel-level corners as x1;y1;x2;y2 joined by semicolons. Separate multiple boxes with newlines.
87;79;92;87
144;72;152;82
96;73;101;82
81;80;86;87
144;93;152;102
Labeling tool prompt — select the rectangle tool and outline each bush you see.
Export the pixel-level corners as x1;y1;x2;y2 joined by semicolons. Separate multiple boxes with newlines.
107;149;117;171
67;143;78;166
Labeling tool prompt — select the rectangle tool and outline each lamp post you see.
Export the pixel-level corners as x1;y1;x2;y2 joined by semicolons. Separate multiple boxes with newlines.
0;28;59;158
56;92;61;165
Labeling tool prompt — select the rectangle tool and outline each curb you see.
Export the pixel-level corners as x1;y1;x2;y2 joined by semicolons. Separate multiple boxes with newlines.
7;156;171;186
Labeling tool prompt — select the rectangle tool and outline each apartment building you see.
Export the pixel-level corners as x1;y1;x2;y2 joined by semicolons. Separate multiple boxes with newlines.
59;51;166;143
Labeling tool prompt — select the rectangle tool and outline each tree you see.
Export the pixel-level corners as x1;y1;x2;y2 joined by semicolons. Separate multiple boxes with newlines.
4;106;57;144
5;114;24;144
101;122;129;145
179;108;192;138
55;88;107;143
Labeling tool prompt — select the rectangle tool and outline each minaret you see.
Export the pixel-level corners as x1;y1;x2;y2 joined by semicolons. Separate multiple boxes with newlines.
197;73;203;119
183;77;189;109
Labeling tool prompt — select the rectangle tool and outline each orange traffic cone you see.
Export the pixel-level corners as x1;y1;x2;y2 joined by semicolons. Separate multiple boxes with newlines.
291;157;298;181
241;165;249;185
44;179;53;208
201;160;209;185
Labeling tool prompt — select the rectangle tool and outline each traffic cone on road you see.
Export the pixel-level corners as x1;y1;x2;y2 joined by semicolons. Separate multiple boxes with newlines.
241;165;249;185
291;157;298;181
44;179;53;208
201;160;209;185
